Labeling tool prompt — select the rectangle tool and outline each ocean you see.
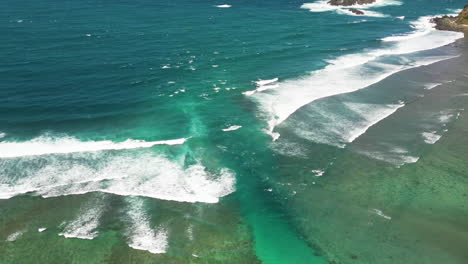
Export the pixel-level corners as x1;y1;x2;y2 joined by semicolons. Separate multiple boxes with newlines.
1;0;468;263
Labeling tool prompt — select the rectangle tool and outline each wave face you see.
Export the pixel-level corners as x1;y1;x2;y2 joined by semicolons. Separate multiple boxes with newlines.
0;136;188;158
249;15;463;140
0;136;235;203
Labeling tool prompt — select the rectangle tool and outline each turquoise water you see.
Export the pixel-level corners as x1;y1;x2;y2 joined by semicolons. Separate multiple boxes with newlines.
1;0;468;263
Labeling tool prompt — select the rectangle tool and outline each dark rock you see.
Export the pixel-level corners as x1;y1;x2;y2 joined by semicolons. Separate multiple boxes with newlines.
349;8;365;15
328;0;375;6
431;6;468;33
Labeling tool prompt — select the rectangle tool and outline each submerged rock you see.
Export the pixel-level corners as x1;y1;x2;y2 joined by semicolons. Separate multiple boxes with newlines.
328;0;375;6
349;8;365;15
431;5;468;33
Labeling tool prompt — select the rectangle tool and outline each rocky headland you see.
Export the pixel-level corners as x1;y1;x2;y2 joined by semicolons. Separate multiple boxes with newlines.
431;5;468;34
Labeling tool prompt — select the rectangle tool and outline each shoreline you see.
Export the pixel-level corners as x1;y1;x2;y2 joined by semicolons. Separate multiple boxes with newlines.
273;36;468;264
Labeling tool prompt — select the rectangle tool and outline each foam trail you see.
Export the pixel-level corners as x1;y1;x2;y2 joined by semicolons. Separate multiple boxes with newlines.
371;209;392;220
0;153;236;203
6;230;25;242
216;4;231;8
256;78;279;86
287;102;404;147
337;9;388;18
222;125;242;132
0;136;188;158
250;15;463;137
424;83;442;90
244;78;279;96
344;102;405;143
59;197;106;240
125;197;168;254
421;131;442;144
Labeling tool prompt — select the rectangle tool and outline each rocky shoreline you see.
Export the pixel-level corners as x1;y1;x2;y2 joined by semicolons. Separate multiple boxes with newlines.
431;5;468;34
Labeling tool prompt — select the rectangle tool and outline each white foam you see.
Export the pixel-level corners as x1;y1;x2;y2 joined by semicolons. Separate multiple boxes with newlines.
0;136;188;158
349;19;368;24
287;102;405;147
249;15;463;137
6;230;25;241
222;125;242;132
301;0;402;17
437;109;462;124
382;12;462;42
126;198;168;254
423;83;442;90
421;131;441;144
371;209;392;220
256;78;279;86
38;227;47;232
396;16;405;20
244;78;279;96
0;132;5;139
345;102;405;143
358;148;419;166
244;84;280;96
271;140;308;158
311;169;325;177
216;4;231;8
186;224;194;241
0;153;235;204
59;198;105;240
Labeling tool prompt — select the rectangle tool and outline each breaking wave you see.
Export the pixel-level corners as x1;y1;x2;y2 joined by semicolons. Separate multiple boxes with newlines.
248;15;463;140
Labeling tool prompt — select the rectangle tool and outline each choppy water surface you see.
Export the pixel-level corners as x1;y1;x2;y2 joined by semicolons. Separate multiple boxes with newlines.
1;0;468;263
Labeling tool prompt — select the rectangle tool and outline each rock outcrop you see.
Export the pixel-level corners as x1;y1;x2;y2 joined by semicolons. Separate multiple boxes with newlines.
431;5;468;33
349;8;365;15
328;0;376;6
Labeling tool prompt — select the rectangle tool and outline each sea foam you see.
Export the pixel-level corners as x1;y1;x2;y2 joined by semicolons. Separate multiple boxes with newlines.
59;197;106;240
222;125;242;132
249;15;463;140
285;102;405;147
301;0;402;17
421;131;442;144
0;136;188;158
125;197;168;254
0;152;235;203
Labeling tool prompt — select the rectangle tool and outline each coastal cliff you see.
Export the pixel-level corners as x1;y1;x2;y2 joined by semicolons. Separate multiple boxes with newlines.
432;5;468;34
328;0;375;6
